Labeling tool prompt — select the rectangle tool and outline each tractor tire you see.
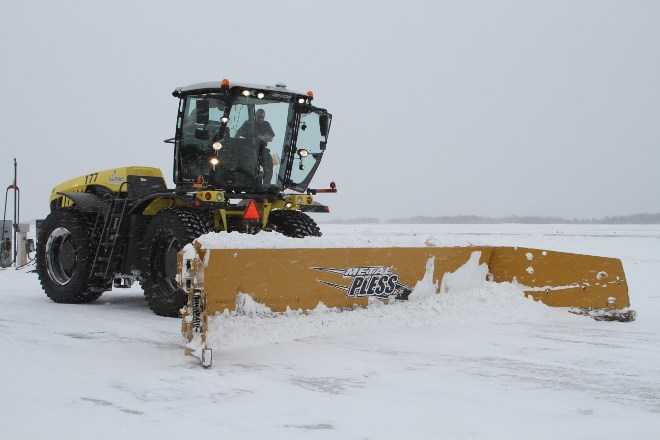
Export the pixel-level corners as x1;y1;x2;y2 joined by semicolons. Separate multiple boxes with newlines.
268;210;322;238
36;210;102;304
142;208;212;317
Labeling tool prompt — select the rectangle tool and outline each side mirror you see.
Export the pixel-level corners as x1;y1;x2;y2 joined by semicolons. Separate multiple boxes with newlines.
319;114;329;137
196;100;209;124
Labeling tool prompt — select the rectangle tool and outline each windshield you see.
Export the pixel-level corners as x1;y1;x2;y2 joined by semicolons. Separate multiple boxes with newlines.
176;93;330;193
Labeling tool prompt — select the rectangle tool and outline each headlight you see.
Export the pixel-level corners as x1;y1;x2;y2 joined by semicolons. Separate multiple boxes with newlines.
297;149;309;158
212;142;222;150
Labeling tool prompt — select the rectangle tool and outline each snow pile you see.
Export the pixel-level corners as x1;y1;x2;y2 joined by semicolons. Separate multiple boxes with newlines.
205;251;571;350
438;251;489;294
235;292;276;317
406;255;438;300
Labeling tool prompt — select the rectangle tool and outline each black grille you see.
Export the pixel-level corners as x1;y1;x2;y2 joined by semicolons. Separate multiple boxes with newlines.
127;176;168;198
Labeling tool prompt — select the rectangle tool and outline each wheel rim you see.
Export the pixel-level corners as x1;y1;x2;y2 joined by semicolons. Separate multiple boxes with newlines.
45;227;78;285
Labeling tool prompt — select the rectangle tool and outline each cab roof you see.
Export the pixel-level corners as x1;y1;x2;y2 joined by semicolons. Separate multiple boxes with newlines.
173;81;307;98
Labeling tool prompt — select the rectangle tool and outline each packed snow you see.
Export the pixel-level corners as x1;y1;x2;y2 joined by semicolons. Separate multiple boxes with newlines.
192;227;482;249
1;223;659;439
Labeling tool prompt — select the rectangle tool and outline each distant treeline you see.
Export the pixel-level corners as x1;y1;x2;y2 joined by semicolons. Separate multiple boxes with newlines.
325;213;660;225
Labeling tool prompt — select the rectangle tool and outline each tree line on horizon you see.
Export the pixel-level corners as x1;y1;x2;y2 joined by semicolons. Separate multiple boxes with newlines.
326;212;660;225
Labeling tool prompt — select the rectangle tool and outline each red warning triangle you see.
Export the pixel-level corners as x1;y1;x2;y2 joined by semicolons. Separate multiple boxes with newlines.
243;200;261;220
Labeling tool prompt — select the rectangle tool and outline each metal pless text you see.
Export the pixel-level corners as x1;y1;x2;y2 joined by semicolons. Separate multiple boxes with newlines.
311;266;412;300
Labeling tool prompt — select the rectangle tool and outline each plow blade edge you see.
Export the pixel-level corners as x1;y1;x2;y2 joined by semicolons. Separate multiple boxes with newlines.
180;244;631;314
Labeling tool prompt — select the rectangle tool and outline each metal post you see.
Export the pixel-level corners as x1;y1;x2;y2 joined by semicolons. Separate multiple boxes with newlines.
16;223;30;267
0;219;11;267
2;158;20;267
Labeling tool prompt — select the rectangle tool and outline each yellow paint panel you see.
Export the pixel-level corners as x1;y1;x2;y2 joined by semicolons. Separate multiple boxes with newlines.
184;246;490;313
49;166;164;204
488;247;629;309
180;245;630;314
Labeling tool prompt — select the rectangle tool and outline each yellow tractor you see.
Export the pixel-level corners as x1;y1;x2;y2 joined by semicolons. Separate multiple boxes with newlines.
36;79;335;316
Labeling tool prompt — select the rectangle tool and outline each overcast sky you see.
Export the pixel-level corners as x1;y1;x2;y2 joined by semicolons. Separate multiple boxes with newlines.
1;0;658;222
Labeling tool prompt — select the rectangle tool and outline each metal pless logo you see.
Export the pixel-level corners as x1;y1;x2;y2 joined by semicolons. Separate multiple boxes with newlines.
108;171;125;184
311;266;413;300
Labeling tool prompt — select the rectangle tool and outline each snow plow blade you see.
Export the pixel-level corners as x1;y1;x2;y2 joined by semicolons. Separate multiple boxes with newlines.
179;242;634;366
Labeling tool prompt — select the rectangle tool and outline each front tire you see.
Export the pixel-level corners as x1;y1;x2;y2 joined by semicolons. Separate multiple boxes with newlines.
267;210;321;238
36;210;102;304
142;208;212;317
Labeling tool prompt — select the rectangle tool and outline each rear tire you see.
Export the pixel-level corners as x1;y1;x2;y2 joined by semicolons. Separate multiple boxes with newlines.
142;208;212;317
36;210;102;304
268;210;321;238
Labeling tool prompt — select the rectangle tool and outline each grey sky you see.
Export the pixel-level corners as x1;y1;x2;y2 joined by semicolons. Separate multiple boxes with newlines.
1;0;658;222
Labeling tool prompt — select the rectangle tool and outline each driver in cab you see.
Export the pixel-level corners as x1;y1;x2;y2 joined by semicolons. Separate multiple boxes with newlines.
236;109;276;185
237;109;275;142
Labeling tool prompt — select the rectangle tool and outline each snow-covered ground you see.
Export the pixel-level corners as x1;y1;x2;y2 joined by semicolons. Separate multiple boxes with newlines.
1;223;659;439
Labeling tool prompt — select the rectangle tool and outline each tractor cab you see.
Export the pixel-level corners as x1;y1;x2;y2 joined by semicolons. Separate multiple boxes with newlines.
172;80;331;196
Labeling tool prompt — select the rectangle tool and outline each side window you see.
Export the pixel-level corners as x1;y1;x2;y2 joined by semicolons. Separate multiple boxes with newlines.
288;111;325;185
179;96;228;182
182;97;228;145
182;98;201;145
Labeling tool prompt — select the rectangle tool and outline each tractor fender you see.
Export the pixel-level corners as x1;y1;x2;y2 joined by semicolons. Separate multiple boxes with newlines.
55;191;103;213
127;192;192;216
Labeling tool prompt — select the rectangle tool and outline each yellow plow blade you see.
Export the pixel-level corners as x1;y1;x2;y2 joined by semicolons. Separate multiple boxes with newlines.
488;247;629;311
179;242;633;366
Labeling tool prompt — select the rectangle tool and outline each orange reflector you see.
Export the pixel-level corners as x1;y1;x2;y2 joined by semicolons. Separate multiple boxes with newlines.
221;78;230;87
204;192;212;200
307;196;313;204
243;200;261;221
307;90;314;98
